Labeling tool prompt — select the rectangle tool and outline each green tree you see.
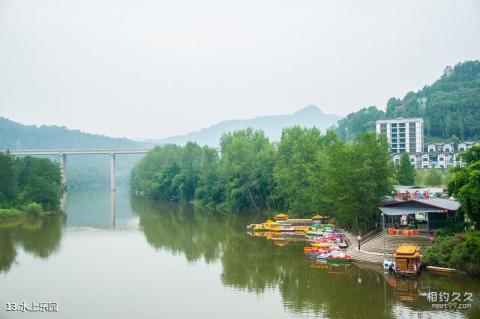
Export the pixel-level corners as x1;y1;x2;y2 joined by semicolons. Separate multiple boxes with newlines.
195;146;224;208
425;167;442;186
448;145;480;226
219;128;276;212
397;152;416;185
335;106;385;141
273;127;333;215
16;157;62;211
0;152;17;207
321;133;394;233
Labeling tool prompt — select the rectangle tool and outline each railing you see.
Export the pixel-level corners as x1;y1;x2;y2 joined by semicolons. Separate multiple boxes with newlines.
361;227;382;243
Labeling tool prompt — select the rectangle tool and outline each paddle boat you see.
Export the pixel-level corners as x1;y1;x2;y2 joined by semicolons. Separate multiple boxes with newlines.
323;249;353;264
269;223;295;232
246;219;278;232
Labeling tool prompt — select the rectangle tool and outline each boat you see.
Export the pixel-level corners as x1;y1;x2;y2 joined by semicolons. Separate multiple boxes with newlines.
325;249;352;264
246;219;278;232
274;213;289;221
337;240;348;249
270;223;295;232
425;266;456;273
246;223;269;232
393;245;421;277
305;224;324;236
314;248;352;263
383;259;395;271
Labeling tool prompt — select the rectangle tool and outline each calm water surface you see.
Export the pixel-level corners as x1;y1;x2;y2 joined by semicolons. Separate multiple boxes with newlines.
1;188;479;319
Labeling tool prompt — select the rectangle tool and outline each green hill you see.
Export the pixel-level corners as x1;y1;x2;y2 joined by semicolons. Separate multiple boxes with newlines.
0;118;150;189
0;117;143;149
336;60;480;142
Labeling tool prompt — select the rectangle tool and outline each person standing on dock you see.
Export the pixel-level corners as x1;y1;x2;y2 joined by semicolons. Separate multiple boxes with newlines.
357;235;362;250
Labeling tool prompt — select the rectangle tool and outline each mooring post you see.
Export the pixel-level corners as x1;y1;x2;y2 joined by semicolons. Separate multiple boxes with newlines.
60;153;67;212
110;153;116;192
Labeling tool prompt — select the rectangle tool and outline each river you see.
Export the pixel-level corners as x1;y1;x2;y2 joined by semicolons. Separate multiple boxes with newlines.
0;187;479;319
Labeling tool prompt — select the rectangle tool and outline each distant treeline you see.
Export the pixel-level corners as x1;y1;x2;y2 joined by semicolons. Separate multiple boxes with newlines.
0;153;63;214
130;127;394;233
336;60;480;141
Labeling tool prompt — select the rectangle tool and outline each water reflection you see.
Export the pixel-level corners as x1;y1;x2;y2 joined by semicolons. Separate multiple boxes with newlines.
0;215;64;273
131;198;480;319
65;187;134;228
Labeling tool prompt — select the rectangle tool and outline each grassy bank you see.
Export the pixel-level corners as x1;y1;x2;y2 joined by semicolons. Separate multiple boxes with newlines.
0;208;60;227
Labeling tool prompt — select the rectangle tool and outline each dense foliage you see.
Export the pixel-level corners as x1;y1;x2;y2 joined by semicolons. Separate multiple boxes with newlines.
396;152;416;185
423;231;480;276
336;60;480;141
0;152;63;214
448;145;480;226
320;133;394;233
131;128;395;233
336;106;385;141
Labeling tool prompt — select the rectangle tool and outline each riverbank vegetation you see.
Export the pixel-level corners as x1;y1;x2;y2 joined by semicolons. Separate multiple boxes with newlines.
423;145;480;276
423;231;480;276
130;128;395;233
0;152;63;220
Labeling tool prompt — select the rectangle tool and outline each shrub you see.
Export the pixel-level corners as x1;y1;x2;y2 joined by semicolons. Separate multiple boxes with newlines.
450;231;480;276
423;234;463;268
22;202;43;215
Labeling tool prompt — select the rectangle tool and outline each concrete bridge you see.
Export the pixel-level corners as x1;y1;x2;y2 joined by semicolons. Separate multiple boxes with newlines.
5;148;151;191
3;148;151;211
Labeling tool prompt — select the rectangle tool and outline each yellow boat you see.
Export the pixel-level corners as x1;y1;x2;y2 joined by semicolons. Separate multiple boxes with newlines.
246;219;279;232
426;266;456;273
274;213;289;221
393;245;421;277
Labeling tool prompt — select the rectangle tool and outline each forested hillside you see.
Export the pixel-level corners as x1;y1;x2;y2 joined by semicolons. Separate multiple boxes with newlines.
0;118;150;189
336;60;480;141
0;117;142;149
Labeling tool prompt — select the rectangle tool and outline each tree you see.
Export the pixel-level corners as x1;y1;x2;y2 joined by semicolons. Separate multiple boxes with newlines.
0;152;17;207
448;145;480;226
321;133;395;233
397;152;416;185
195;147;224;208
16;156;62;211
219;128;275;212
335;106;385;141
425;167;442;186
273;126;330;215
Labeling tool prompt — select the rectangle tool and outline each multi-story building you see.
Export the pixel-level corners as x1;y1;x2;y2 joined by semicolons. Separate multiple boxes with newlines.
376;117;477;169
376;118;423;154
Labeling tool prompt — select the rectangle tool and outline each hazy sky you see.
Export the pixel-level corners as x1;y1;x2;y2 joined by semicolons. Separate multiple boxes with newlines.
1;0;479;139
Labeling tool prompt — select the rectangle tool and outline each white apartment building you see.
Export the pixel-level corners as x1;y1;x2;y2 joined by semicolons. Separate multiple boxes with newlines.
376;118;424;154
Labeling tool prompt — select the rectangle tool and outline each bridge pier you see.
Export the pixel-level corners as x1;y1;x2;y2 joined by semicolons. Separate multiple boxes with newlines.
110;153;116;192
60;153;67;212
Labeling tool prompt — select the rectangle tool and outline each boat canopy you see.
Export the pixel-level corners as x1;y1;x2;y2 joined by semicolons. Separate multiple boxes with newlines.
393;245;420;258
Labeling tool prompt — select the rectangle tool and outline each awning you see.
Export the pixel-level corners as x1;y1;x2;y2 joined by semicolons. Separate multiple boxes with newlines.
379;206;445;216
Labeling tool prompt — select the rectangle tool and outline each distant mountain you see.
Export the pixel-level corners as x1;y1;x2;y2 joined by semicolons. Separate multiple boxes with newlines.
0;117;147;149
152;105;341;146
336;60;480;141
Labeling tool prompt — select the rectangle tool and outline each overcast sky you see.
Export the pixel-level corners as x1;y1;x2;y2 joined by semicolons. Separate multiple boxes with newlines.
1;0;479;139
